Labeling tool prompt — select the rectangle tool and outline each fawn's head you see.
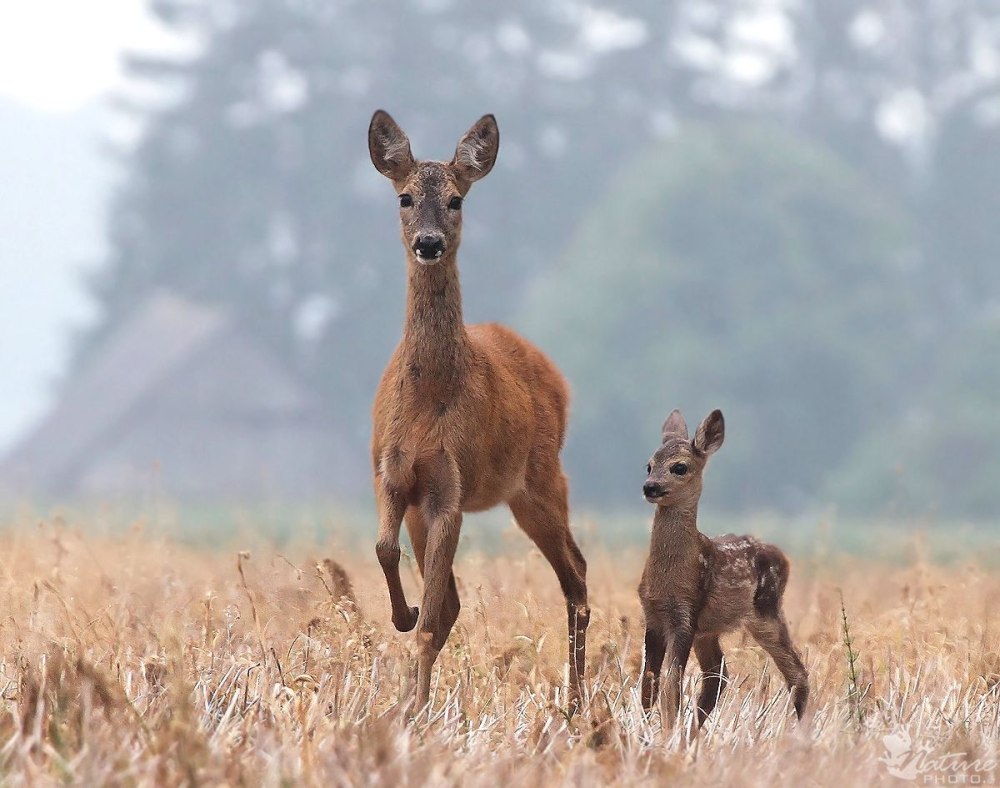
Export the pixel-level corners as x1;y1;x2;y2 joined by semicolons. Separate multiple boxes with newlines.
368;110;499;265
643;409;725;508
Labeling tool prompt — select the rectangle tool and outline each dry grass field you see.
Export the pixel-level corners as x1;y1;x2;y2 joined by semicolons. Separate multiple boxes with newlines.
0;517;997;786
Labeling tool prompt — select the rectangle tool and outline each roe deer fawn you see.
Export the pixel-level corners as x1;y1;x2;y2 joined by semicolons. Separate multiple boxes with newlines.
639;408;808;727
368;110;589;713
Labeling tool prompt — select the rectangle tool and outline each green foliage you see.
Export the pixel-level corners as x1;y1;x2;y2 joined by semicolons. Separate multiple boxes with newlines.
920;112;1000;315
826;113;1000;519
522;123;916;510
829;316;1000;518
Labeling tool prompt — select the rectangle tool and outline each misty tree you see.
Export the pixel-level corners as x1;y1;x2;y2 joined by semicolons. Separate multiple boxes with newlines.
76;0;1000;514
522;123;915;510
79;0;771;450
829;312;1000;518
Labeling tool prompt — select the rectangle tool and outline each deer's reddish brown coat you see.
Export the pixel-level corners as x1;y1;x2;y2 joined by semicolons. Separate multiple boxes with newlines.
368;110;589;713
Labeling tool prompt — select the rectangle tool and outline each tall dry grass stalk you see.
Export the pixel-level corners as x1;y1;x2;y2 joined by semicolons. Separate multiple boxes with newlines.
0;520;996;785
839;591;866;731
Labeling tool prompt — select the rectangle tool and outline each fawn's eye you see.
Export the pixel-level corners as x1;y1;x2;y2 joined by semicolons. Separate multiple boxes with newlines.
399;194;413;208
670;462;688;476
448;196;463;210
646;463;652;475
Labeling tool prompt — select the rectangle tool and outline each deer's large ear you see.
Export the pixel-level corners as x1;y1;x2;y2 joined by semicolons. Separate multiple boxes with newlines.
662;409;689;441
693;409;725;456
452;114;499;185
369;110;414;181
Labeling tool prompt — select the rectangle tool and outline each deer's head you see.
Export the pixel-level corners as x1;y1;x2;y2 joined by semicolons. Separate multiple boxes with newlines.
368;110;499;265
643;409;725;508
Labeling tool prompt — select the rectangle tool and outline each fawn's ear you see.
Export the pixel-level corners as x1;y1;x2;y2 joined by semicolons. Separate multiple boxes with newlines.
693;409;725;456
662;409;689;441
452;114;499;185
369;110;415;181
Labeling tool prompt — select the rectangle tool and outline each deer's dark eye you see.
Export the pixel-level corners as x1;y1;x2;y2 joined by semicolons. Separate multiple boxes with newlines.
670;462;688;476
646;463;652;475
448;196;463;210
399;194;413;208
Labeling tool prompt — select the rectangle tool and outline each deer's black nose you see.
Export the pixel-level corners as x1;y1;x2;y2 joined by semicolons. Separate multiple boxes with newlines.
643;482;665;498
413;234;445;260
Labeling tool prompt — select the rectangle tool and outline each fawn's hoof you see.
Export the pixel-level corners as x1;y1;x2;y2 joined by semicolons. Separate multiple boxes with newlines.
393;606;419;632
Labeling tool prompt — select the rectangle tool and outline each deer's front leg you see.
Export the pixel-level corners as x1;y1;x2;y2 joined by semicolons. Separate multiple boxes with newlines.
414;510;462;712
641;626;667;711
374;473;418;632
661;626;695;729
641;601;695;725
413;450;463;714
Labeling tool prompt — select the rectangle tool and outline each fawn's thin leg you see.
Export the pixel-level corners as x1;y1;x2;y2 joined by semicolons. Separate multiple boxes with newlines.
641;627;667;711
693;635;727;727
405;507;461;643
509;474;589;710
374;482;418;632
748;614;809;719
661;629;695;729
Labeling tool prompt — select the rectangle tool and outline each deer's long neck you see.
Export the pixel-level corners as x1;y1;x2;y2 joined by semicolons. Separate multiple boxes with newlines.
401;255;469;394
649;504;701;564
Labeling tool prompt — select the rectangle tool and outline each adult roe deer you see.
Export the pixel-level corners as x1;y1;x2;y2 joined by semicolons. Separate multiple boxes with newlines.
639;408;808;727
367;110;590;713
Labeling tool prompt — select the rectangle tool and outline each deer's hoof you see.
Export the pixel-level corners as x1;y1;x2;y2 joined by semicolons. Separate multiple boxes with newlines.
393;606;419;632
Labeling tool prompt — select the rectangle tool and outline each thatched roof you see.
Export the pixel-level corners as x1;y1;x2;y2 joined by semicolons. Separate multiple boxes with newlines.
3;293;340;497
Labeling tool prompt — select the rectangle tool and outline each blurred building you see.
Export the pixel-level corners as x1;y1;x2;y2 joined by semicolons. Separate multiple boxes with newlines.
1;293;356;501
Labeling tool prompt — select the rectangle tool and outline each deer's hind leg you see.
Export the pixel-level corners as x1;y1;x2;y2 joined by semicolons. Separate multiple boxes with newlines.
747;614;809;719
693;635;728;727
509;469;589;709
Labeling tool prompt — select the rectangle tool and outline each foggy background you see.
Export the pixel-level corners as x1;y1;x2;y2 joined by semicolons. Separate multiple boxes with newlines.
2;0;999;526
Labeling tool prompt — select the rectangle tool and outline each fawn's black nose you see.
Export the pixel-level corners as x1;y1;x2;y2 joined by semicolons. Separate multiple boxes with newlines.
643;482;665;499
413;234;445;261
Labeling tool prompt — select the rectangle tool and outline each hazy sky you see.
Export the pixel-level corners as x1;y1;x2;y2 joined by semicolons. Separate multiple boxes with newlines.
0;1;172;112
0;2;179;451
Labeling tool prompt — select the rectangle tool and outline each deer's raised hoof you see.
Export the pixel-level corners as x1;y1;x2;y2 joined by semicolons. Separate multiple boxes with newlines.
393;605;419;632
